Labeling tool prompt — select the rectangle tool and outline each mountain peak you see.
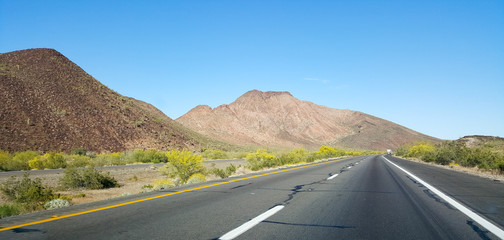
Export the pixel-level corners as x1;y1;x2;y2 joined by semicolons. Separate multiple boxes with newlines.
241;90;293;98
1;48;63;59
177;90;440;150
0;48;226;152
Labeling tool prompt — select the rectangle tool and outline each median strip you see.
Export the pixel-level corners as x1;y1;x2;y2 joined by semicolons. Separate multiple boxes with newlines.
383;156;504;239
219;205;284;240
0;158;342;232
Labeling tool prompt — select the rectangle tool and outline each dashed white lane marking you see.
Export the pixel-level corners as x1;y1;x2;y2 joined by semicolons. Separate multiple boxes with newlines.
383;156;504;239
347;166;352;169
327;174;339;180
219;205;285;240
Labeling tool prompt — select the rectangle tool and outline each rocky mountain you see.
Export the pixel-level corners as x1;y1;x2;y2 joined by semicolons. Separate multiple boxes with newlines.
0;48;231;153
177;90;440;150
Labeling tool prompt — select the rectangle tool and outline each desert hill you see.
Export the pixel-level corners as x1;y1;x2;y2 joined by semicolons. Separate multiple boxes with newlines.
0;48;231;153
177;90;440;150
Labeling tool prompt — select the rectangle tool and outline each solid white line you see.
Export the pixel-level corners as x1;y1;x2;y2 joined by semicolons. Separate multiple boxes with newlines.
327;174;339;180
219;205;285;240
383;156;504;239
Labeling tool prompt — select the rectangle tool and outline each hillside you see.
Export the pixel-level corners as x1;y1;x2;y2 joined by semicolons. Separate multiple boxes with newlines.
0;48;231;153
457;135;504;151
177;90;440;150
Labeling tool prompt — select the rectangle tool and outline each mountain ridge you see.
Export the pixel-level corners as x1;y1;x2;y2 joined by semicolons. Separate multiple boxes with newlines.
177;90;440;150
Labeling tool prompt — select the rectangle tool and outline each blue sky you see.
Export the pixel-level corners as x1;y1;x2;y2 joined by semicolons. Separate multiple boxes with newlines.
1;0;503;140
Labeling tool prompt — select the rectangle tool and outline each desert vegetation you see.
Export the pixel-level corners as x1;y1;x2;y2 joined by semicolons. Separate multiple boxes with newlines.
0;146;377;218
395;138;504;173
244;146;379;171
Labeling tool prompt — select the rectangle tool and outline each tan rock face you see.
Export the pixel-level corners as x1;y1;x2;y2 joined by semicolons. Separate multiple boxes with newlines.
177;90;440;150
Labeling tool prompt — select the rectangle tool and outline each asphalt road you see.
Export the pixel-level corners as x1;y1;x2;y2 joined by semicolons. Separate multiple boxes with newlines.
1;155;503;239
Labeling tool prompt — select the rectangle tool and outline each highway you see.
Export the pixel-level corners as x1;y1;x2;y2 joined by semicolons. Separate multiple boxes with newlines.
1;155;503;239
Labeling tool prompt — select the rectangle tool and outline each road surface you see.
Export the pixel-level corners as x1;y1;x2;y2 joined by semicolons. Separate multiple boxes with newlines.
1;155;503;239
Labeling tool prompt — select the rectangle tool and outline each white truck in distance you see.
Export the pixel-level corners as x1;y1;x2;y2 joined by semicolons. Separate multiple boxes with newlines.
387;149;392;155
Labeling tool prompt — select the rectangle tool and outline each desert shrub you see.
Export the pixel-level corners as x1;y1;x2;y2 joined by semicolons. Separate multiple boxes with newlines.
3;151;39;171
230;151;250;159
395;145;410;157
152;179;176;190
44;198;70;210
407;142;435;159
65;154;91;168
29;152;67;170
211;164;238;179
246;149;276;171
133;149;167;163
93;152;128;166
71;148;87;156
202;149;229;160
0;150;12;171
0;173;57;211
160;150;205;184
0;204;21;218
316;146;346;159
276;148;308;165
497;160;504;173
464;147;498;169
186;173;206;184
432;141;467;165
60;168;119;189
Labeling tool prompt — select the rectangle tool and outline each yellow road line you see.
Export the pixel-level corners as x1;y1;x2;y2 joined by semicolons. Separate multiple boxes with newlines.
0;159;340;231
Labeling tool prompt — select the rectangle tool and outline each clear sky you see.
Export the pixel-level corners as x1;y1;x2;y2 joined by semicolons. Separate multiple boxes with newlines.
1;0;503;140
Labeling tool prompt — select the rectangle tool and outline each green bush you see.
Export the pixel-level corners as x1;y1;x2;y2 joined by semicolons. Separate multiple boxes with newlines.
186;173;206;184
211;164;238;179
202;149;229;160
160;150;205;184
246;149;276;171
316;145;346;159
71;148;87;156
65;154;91;168
0;150;12;171
407;142;435;159
396;140;504;171
60;168;119;189
2;151;39;171
29;152;67;169
0;204;21;218
133;149;167;163
92;152;130;166
277;148;308;165
497;160;504;173
0;173;57;211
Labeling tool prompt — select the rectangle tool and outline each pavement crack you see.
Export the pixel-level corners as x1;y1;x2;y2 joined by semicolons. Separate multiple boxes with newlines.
423;189;455;210
406;175;425;187
466;220;492;240
281;180;323;205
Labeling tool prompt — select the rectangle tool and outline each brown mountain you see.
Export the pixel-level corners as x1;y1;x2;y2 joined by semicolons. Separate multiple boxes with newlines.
176;90;440;150
0;48;231;153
